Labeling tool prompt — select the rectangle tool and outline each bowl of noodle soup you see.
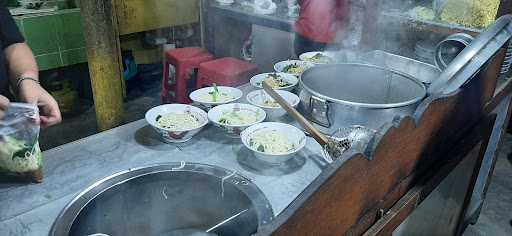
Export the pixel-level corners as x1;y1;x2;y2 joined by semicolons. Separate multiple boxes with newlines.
189;86;243;110
246;89;300;121
146;104;208;143
241;122;306;164
208;103;266;136
273;60;314;77
249;72;298;91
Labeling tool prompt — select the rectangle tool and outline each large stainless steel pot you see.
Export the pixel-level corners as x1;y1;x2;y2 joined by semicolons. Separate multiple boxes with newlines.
299;63;427;133
50;163;274;236
361;50;441;85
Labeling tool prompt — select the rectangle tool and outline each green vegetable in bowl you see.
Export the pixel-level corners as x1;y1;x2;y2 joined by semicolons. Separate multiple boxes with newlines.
308;53;334;63
282;63;307;74
258;73;292;88
202;84;235;103
218;109;260;126
211;83;220;102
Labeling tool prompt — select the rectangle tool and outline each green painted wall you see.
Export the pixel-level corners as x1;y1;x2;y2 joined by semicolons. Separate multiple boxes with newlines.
14;8;87;71
3;0;19;7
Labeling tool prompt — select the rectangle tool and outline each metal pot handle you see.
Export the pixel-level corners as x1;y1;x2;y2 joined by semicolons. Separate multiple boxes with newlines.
309;96;331;128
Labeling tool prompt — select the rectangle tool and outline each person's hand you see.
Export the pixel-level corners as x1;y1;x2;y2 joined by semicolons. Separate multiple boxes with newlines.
18;80;61;128
0;95;10;119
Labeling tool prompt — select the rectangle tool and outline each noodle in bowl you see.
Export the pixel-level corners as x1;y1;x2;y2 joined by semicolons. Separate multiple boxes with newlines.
241;122;306;164
145;104;208;143
249;73;298;92
273;60;314;77
246;89;300;121
299;51;336;64
208;103;266;136
189;86;243;110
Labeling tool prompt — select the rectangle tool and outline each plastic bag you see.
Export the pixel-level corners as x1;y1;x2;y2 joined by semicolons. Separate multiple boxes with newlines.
0;103;43;182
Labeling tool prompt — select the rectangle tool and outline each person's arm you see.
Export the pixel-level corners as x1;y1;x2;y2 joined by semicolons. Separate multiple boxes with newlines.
0;6;61;126
0;95;9;118
5;42;38;85
4;43;61;127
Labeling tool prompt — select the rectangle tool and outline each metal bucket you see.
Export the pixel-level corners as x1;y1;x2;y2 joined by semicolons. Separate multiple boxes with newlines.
299;63;426;133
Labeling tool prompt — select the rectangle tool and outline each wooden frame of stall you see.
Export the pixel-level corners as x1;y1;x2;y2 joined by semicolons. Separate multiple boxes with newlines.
78;0;199;131
254;48;512;235
77;2;512;234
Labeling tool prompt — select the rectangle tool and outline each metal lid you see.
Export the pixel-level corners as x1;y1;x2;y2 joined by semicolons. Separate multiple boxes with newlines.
434;33;474;71
428;15;512;95
300;63;426;109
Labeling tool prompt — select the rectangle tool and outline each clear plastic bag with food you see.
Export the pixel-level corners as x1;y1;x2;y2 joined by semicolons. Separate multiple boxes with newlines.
0;103;43;182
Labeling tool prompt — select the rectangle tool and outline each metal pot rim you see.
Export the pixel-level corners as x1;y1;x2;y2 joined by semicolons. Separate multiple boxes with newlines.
49;162;274;236
300;63;427;109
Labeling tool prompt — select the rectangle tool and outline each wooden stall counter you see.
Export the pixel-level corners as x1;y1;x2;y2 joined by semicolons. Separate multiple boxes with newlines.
257;39;512;236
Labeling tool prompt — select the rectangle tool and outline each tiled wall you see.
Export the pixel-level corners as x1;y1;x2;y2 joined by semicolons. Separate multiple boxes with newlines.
4;0;18;7
14;8;87;71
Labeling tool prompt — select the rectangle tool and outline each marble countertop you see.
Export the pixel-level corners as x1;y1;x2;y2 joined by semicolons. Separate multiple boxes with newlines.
0;86;328;236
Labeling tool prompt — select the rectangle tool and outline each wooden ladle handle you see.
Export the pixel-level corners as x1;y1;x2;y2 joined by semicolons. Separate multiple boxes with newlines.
262;81;329;146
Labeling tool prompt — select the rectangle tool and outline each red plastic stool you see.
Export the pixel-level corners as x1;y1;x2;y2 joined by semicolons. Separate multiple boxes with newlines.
196;57;258;88
162;47;214;104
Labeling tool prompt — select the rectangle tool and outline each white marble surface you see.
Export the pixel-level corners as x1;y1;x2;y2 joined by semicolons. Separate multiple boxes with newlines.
0;113;327;235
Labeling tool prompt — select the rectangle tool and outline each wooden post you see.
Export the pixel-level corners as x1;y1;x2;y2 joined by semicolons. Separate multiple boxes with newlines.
79;0;124;131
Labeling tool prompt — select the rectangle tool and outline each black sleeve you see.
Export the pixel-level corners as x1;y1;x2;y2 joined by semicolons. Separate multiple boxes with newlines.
0;6;25;49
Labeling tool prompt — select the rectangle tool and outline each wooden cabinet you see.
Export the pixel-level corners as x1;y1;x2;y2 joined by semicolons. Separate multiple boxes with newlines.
114;0;199;35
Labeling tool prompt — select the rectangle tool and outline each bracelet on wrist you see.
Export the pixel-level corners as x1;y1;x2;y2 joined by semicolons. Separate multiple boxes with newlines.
16;77;40;91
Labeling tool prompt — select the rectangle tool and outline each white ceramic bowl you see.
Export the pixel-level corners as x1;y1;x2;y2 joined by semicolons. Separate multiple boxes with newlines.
208;103;266;136
249;72;299;91
189;86;243;110
241;122;306;164
254;0;277;15
299;51;336;64
145;104;208;143
273;60;314;77
216;0;234;5
246;89;300;121
19;0;45;9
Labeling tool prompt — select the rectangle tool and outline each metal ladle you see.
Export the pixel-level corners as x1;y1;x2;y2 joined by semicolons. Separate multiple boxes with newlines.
89;209;250;236
262;81;349;161
161;209;250;236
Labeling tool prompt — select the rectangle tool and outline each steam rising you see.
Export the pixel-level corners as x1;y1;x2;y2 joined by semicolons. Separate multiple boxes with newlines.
204;0;498;70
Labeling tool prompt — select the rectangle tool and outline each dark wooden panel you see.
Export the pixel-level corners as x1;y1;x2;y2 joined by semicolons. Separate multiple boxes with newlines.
364;114;496;236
